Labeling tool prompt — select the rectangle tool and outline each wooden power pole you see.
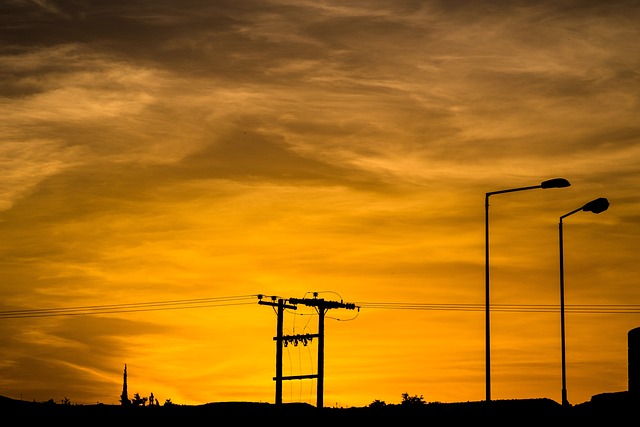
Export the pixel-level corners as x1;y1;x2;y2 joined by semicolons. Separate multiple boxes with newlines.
258;294;357;408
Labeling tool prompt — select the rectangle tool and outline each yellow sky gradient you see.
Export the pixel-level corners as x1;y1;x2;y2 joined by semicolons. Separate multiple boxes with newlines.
1;0;640;407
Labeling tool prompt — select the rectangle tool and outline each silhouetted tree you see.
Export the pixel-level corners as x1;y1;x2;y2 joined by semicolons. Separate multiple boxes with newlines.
131;393;148;407
369;399;387;408
401;393;426;406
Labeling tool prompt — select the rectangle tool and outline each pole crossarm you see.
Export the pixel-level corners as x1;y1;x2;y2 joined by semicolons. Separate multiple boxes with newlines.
258;298;297;311
275;374;319;381
274;333;318;347
288;297;357;311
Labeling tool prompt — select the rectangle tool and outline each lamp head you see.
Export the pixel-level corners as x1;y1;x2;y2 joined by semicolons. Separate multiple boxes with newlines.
582;197;609;214
541;178;571;189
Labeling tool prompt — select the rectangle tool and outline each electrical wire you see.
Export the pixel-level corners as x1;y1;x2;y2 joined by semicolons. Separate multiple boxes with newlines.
0;295;258;319
355;301;640;314
2;295;640;319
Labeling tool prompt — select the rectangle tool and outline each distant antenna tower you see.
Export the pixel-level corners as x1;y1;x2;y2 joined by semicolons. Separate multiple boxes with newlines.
258;293;357;409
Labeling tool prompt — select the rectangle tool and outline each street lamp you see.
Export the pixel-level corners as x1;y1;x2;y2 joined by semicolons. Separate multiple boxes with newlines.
485;177;570;402
558;197;609;407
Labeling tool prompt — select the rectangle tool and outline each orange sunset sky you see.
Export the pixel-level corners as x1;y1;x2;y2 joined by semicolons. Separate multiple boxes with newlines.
1;0;640;408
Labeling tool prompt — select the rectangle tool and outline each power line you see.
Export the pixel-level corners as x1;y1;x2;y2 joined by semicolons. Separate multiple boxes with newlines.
0;295;259;319
355;302;640;314
2;296;640;319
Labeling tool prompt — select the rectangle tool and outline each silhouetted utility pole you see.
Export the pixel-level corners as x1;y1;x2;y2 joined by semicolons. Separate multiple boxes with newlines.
258;296;297;405
258;293;357;409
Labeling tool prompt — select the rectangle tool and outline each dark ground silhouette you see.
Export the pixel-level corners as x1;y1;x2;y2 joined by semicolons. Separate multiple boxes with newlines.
2;392;637;424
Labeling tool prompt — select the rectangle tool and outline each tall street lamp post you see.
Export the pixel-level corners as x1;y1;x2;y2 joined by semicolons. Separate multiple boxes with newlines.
558;197;609;407
485;177;571;402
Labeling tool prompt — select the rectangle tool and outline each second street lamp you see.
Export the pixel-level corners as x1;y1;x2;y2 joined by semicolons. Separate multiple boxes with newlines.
558;197;610;407
485;177;570;402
